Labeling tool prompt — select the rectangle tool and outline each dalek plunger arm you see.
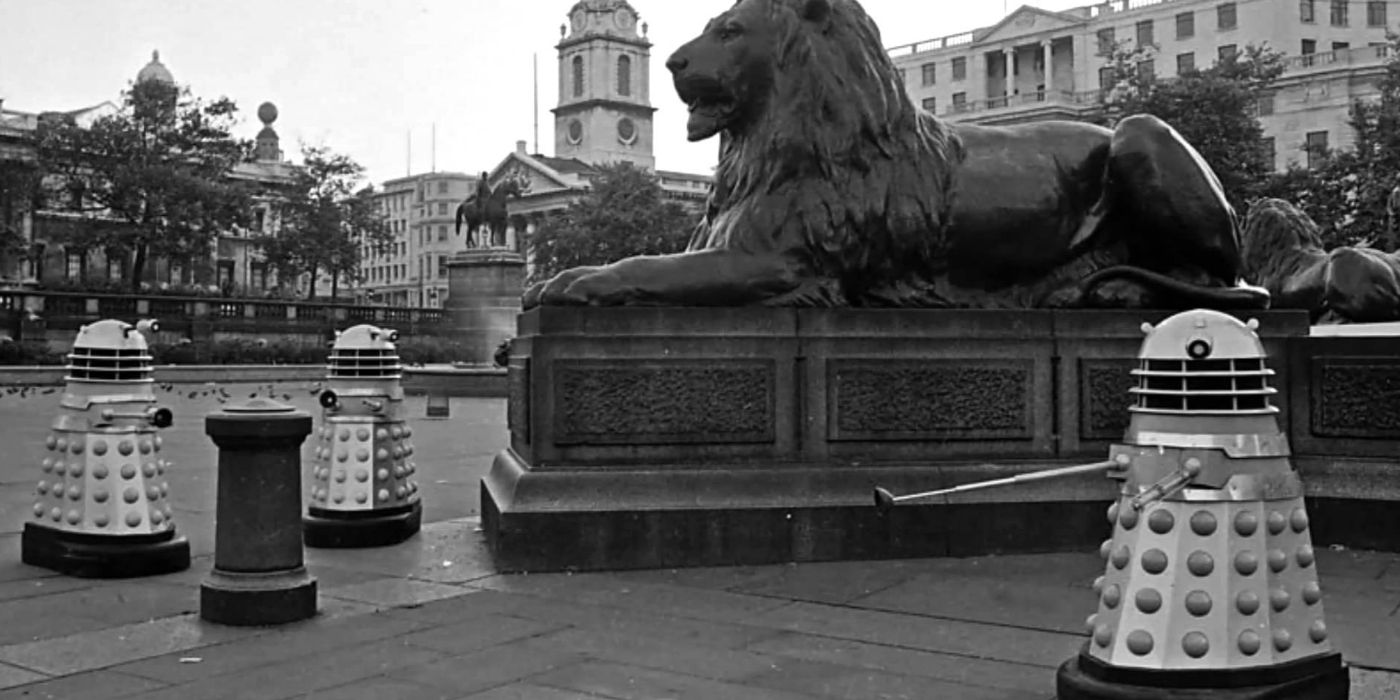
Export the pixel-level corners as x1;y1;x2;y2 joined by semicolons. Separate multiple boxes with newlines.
873;458;1125;511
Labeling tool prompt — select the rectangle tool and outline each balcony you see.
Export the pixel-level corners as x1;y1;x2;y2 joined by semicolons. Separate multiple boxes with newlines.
944;89;1106;122
1282;44;1392;75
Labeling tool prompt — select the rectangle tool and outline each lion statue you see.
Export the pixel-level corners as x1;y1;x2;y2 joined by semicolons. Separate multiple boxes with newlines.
524;0;1268;310
1241;198;1400;323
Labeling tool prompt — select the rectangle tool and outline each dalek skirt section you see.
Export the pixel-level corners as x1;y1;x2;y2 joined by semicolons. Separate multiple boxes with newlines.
303;324;422;548
21;319;190;578
1058;310;1348;700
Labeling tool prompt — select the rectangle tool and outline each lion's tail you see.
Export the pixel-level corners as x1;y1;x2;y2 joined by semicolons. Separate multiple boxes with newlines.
1082;265;1272;310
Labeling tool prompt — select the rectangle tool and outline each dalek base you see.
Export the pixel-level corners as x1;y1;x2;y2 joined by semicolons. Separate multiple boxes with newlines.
302;501;422;549
21;522;190;579
1056;648;1350;700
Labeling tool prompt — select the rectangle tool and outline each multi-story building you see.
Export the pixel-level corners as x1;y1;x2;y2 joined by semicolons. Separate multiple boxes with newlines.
890;0;1392;172
361;171;478;307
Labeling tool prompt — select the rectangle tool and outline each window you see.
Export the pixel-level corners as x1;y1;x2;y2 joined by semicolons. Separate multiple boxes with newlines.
65;250;83;279
1177;52;1196;74
1176;12;1195;39
1302;39;1317;54
921;96;937;112
438;225;447;241
1097;28;1116;56
1368;1;1387;26
437;202;447;215
1218;3;1237;29
1301;0;1315;22
437;255;448;278
951;92;967;110
617;55;631;96
1258;92;1275;115
438;181;448;194
951;57;967;81
252;262;268;290
254;208;266;232
1333;41;1350;52
1261;137;1276;170
106;253;122;282
1218;44;1238;62
921;62;937;86
1099;66;1116;89
571;55;584;97
1306;130;1328;168
1330;0;1347;26
1137;59;1155;81
1136;19;1154;46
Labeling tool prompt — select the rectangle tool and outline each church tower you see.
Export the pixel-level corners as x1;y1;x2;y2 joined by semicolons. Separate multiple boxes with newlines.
553;0;656;170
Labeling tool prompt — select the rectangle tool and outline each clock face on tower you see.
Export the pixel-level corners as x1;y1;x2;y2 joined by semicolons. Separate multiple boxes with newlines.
617;118;637;145
570;9;585;32
567;119;584;145
615;8;635;30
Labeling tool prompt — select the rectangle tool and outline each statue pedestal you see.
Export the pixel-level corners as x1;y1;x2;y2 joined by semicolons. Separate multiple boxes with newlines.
443;249;525;366
482;307;1311;573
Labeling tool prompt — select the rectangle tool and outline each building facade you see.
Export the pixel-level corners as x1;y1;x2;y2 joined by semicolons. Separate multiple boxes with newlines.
360;171;479;308
890;0;1392;171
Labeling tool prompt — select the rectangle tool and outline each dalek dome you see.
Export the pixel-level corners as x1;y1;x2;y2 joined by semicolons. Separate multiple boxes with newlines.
1138;309;1265;363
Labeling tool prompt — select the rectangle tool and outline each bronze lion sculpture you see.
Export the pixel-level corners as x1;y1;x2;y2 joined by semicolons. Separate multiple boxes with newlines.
524;0;1268;310
1241;198;1400;323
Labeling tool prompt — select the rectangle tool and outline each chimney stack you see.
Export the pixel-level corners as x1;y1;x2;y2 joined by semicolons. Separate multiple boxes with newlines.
516;140;528;155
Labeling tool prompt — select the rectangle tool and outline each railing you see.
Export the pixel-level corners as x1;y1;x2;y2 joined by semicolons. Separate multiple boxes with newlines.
887;31;975;58
945;89;1104;117
1283;44;1392;72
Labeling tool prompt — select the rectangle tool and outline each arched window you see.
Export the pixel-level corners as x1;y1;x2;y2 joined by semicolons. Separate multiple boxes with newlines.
572;56;584;97
617;55;632;96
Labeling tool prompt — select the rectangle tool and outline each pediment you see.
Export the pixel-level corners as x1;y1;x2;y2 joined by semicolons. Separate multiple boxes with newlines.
973;6;1086;46
487;153;573;196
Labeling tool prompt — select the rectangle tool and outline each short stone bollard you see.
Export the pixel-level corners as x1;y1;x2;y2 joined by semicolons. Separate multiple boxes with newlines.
201;398;317;626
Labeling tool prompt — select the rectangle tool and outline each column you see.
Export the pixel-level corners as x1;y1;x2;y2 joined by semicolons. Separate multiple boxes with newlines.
1042;39;1054;98
1003;47;1014;105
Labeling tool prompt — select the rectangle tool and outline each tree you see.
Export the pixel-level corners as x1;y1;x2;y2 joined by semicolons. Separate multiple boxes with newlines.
1098;41;1284;210
256;145;390;299
0;159;41;279
527;162;701;283
34;79;254;291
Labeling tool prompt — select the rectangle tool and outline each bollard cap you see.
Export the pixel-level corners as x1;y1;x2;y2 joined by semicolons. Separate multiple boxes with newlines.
205;397;312;442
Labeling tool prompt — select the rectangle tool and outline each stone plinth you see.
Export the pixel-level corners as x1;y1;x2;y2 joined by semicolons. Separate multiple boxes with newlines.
482;308;1313;573
443;249;525;366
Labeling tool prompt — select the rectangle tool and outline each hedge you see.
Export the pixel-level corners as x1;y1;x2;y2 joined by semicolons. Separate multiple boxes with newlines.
0;335;471;366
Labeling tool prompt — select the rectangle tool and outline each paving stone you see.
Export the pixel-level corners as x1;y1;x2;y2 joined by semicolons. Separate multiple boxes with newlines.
472;572;789;625
115;638;445;700
1316;547;1395;581
306;522;496;585
721;559;931;605
526;627;784;681
1319;591;1400;671
1353;667;1400;700
286;676;462;700
848;572;1094;634
388;640;584;695
747;631;1055;693
743;656;1047;700
500;595;780;650
0;670;165;700
382;590;535;627
531;660;816;700
748;600;1083;668
399;614;562;655
0;594;111;647
0;576;94;604
0;662;45;691
325;578;476;609
458;682;615;700
114;611;428;684
62;582;199;626
0;613;254;676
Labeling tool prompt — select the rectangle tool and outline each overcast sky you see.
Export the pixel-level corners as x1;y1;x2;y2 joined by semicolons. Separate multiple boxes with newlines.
0;0;1087;185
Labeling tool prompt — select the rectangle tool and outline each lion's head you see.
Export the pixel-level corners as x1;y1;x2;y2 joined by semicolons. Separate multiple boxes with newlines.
667;0;961;289
1240;198;1326;283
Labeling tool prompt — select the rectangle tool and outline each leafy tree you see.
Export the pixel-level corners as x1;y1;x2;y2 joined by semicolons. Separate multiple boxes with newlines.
1098;41;1284;209
0;159;41;278
34;79;254;290
256;145;390;299
527;162;700;283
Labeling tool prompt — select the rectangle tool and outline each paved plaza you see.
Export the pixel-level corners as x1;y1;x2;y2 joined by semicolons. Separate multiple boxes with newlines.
0;389;1398;698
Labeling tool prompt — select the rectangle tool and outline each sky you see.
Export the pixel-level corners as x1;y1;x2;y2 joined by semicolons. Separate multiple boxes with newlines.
0;0;1088;185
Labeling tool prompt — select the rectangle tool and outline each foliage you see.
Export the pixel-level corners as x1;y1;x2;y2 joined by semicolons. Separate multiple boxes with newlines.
1097;41;1284;210
1256;34;1400;250
526;162;700;283
0;333;466;366
255;145;390;300
0;340;66;365
34;79;255;291
0;160;41;275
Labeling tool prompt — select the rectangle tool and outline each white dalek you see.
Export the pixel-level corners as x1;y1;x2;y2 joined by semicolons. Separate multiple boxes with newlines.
303;324;422;547
21;319;189;578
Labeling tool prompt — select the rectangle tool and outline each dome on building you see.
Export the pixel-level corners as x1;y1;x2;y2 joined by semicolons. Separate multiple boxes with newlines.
136;50;174;85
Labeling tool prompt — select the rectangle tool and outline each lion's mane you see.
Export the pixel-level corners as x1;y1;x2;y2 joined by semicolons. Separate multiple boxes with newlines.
695;0;964;299
1240;198;1327;288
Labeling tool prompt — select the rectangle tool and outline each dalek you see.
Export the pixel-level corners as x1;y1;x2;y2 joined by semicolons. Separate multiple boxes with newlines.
303;324;422;548
20;319;189;578
877;309;1348;700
